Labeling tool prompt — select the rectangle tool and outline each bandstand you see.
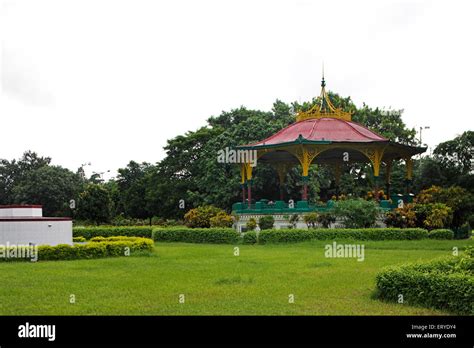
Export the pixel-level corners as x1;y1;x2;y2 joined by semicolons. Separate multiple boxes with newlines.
232;77;426;230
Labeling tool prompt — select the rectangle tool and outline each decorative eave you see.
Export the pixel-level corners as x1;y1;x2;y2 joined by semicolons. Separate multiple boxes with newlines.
236;135;332;150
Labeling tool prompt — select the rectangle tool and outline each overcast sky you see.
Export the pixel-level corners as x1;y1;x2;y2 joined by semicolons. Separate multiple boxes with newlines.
1;0;473;179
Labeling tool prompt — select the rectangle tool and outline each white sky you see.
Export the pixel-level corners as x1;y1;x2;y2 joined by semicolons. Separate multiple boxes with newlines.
1;0;473;179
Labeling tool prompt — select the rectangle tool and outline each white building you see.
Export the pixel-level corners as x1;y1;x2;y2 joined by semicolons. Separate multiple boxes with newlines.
0;205;72;246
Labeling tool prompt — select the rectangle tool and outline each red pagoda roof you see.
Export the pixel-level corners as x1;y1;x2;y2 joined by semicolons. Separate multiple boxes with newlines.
240;117;387;148
235;76;426;166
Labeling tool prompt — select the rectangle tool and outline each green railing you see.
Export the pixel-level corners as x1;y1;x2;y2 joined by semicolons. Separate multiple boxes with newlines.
232;194;414;215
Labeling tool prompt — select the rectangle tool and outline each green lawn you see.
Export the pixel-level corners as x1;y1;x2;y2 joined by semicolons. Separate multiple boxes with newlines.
0;239;472;315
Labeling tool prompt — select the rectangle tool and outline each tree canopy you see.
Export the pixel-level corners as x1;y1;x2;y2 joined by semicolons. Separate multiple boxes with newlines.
0;96;470;222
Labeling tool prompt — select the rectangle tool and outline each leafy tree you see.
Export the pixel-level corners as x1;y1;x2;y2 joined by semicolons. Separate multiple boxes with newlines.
412;157;448;191
413;132;473;192
434;131;473;173
11;165;82;216
103;180;122;217
115;161;156;219
76;184;111;223
0;151;52;204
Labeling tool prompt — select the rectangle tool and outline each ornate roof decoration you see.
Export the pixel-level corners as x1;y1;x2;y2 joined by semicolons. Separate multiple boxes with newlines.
296;76;352;122
236;74;426;163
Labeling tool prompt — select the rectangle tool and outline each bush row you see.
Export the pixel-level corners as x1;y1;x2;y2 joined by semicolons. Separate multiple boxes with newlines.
427;229;454;240
38;238;153;261
375;248;474;315
153;227;239;244
90;236;149;242
73;226;153;239
0;237;154;262
72;226;454;246
257;228;429;244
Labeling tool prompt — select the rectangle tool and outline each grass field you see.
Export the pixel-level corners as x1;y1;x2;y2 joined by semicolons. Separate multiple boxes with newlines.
0;239;472;315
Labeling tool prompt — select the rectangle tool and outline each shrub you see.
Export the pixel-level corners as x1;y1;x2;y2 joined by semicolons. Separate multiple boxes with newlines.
415;185;442;204
384;204;417;228
73;226;153;239
417;185;474;228
184;205;224;228
258;228;428;244
72;243;108;259
243;231;258;244
153;227;239;244
317;212;336;228
334;199;379;228
303;212;318;228
209;211;234;228
9;238;155;262
76;184;111;224
416;203;452;230
288;214;300;228
258;216;275;230
246;218;257;231
375;253;474;315
73;236;86;243
428;229;454;240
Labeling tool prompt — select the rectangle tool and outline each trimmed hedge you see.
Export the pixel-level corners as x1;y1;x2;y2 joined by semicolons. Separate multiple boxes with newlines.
90;236;148;242
153;227;239;244
428;229;454;240
258;228;428;244
243;231;258;244
375;250;474;315
73;226;153;239
0;237;154;262
73;236;86;243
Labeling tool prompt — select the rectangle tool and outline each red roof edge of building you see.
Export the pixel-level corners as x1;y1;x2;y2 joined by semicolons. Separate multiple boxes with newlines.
0;205;43;209
0;217;72;222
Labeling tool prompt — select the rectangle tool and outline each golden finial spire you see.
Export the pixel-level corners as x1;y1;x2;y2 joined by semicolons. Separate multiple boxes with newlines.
321;62;326;88
295;66;352;122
